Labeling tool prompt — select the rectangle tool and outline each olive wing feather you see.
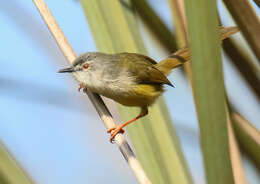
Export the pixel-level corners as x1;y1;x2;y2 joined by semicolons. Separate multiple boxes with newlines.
119;53;174;87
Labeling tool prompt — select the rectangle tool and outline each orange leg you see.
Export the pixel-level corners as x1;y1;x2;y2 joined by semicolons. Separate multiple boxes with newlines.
107;107;148;143
78;83;83;92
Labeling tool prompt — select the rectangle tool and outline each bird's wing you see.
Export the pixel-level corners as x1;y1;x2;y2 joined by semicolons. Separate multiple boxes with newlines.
119;53;174;87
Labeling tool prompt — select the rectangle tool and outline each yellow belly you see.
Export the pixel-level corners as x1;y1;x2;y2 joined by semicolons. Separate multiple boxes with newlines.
112;84;164;107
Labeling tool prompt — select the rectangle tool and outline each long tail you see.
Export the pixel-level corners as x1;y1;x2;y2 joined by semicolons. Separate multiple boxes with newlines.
155;26;239;75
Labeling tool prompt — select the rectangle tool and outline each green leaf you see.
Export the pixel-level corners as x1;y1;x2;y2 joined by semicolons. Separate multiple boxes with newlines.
0;142;32;184
184;0;234;183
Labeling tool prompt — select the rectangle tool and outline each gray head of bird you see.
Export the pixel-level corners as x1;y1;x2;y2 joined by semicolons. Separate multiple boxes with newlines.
58;52;132;92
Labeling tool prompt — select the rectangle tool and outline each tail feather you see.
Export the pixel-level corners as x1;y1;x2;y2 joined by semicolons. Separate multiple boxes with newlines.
155;26;239;75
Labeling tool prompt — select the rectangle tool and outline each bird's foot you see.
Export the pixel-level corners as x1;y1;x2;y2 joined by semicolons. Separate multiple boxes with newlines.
107;126;125;143
78;83;83;92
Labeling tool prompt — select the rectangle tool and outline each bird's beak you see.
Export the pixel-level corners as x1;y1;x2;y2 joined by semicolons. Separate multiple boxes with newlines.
58;67;75;73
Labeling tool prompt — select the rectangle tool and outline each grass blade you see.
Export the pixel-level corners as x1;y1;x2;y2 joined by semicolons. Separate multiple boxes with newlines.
0;142;32;184
184;0;234;183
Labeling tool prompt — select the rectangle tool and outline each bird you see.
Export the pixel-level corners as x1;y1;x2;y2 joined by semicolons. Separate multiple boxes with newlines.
58;27;238;142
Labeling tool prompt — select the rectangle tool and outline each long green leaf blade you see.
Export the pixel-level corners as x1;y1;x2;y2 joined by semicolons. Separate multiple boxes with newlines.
184;0;234;183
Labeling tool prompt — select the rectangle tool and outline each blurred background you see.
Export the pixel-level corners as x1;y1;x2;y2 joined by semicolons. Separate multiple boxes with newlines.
0;0;259;183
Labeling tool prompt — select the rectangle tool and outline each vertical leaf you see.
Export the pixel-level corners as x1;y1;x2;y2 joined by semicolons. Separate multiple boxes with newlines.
184;0;234;183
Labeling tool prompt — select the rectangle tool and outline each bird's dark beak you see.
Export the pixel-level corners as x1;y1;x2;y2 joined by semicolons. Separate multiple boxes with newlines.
58;67;75;73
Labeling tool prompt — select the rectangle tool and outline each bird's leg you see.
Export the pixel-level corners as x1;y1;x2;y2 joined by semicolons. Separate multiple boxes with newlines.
78;83;84;92
107;107;148;143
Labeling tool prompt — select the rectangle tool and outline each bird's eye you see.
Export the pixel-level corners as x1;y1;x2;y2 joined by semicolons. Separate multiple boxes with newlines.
82;63;89;69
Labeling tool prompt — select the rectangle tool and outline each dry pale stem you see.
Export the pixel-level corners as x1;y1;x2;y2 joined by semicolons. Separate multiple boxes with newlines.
227;112;248;184
232;113;260;145
170;0;188;45
32;0;151;183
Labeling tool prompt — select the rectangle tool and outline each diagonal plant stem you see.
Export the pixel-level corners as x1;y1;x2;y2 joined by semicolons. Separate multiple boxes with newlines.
253;0;260;8
230;110;260;168
223;0;260;63
0;141;33;184
169;0;188;46
32;0;151;183
223;38;260;100
168;0;194;83
226;109;248;184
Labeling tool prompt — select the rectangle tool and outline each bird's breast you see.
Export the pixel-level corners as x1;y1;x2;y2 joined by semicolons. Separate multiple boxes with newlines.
76;71;164;107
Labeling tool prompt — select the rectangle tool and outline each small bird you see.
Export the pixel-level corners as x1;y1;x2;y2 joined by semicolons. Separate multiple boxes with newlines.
58;27;238;142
